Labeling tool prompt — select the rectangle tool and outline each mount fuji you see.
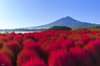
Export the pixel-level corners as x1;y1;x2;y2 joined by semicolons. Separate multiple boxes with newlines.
28;16;99;29
0;16;100;32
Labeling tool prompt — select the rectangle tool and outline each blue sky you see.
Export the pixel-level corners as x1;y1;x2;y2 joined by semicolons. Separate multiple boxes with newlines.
0;0;100;29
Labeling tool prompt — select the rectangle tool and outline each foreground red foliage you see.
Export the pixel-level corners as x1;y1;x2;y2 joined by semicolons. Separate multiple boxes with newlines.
0;29;100;66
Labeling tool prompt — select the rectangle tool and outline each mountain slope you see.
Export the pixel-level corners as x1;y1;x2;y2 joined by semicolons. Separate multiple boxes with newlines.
32;16;99;29
35;16;98;29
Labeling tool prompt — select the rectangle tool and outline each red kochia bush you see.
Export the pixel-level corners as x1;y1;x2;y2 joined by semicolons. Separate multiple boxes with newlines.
17;49;39;66
5;40;21;55
81;34;91;43
85;39;100;66
0;53;13;66
0;41;14;59
86;39;100;57
23;39;40;50
87;39;100;51
13;34;23;42
48;49;74;66
70;47;94;66
0;46;13;66
48;39;74;52
22;58;47;66
60;39;74;49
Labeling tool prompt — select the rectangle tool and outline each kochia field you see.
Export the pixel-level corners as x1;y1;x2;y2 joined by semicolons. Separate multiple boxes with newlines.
0;29;100;66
